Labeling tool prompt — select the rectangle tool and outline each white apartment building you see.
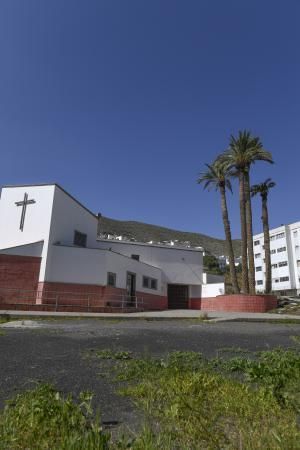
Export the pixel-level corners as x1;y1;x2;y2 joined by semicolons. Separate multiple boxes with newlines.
253;222;300;295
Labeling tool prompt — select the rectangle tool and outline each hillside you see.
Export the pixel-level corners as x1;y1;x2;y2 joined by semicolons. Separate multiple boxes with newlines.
100;216;242;257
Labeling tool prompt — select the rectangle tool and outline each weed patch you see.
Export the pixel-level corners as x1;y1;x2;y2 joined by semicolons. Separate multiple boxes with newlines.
0;384;109;450
117;349;300;449
88;349;133;360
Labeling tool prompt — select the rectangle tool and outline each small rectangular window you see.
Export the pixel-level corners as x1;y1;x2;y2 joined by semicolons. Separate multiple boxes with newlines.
255;253;261;259
272;263;278;269
280;276;289;282
277;247;286;253
143;276;157;290
131;254;140;261
254;240;260;246
276;232;285;239
256;266;262;272
107;272;116;287
73;230;87;247
294;231;298;237
150;279;157;290
143;276;149;288
271;249;276;254
256;280;263;285
278;261;288;267
270;235;276;241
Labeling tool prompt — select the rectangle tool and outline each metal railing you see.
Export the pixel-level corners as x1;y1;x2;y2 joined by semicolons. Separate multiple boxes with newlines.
0;287;144;312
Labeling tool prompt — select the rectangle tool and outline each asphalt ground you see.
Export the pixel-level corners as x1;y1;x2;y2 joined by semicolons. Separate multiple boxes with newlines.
0;318;299;434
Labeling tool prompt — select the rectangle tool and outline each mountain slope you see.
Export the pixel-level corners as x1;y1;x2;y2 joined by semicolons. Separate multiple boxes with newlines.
100;216;241;257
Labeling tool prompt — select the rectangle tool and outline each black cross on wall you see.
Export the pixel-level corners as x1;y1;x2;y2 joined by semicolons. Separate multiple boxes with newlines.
15;193;36;231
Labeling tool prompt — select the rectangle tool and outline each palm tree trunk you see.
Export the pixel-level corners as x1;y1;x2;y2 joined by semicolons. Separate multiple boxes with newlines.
220;185;240;294
244;171;256;294
239;172;249;293
262;195;272;293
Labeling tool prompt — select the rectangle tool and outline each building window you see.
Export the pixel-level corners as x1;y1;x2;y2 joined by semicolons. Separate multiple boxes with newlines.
274;278;279;283
278;261;288;267
277;247;286;253
131;254;140;261
276;232;285;239
272;263;278;269
270;235;276;241
280;276;289;282
256;266;262;272
271;249;276;254
151;279;157;290
255;253;261;259
143;276;158;290
254;240;260;246
107;272;116;287
294;231;298;237
256;280;263;286
73;230;87;247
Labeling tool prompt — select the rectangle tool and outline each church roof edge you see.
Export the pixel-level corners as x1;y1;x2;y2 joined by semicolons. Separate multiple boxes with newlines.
1;183;98;219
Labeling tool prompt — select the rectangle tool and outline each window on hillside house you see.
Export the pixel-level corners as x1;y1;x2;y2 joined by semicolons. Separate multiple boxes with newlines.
131;254;140;261
254;240;260;246
256;280;263;286
73;230;87;247
255;253;261;258
107;272;116;287
256;266;262;272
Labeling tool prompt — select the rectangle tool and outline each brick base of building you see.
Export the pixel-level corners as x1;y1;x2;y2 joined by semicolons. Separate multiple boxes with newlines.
190;294;277;312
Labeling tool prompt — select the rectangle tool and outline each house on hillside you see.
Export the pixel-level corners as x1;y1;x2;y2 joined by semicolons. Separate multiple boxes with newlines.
0;184;223;311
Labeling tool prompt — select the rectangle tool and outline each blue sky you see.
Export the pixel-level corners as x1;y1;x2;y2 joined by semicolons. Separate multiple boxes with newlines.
0;0;299;238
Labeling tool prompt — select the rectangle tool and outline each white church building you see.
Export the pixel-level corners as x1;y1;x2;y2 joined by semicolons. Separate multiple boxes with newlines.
0;183;223;311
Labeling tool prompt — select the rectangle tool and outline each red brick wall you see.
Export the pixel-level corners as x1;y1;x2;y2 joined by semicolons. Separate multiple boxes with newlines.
36;281;167;310
191;294;277;312
0;254;41;304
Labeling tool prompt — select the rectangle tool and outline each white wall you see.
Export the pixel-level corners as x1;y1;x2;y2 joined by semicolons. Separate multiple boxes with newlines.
202;283;225;297
49;186;98;247
0;185;55;282
97;240;203;287
45;245;163;294
253;223;300;293
0;185;55;249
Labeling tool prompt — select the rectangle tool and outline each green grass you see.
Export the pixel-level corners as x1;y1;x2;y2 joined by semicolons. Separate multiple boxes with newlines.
1;349;300;449
0;384;109;450
117;350;300;449
0;314;10;324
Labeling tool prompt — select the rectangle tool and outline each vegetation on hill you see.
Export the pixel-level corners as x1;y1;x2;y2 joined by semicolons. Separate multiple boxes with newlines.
100;216;242;257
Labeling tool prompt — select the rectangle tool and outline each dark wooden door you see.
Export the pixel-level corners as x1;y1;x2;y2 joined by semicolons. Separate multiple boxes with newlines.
168;284;189;309
126;272;136;305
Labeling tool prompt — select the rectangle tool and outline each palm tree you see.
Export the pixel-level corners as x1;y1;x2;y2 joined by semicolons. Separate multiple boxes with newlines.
198;160;240;294
222;131;273;294
251;178;276;294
